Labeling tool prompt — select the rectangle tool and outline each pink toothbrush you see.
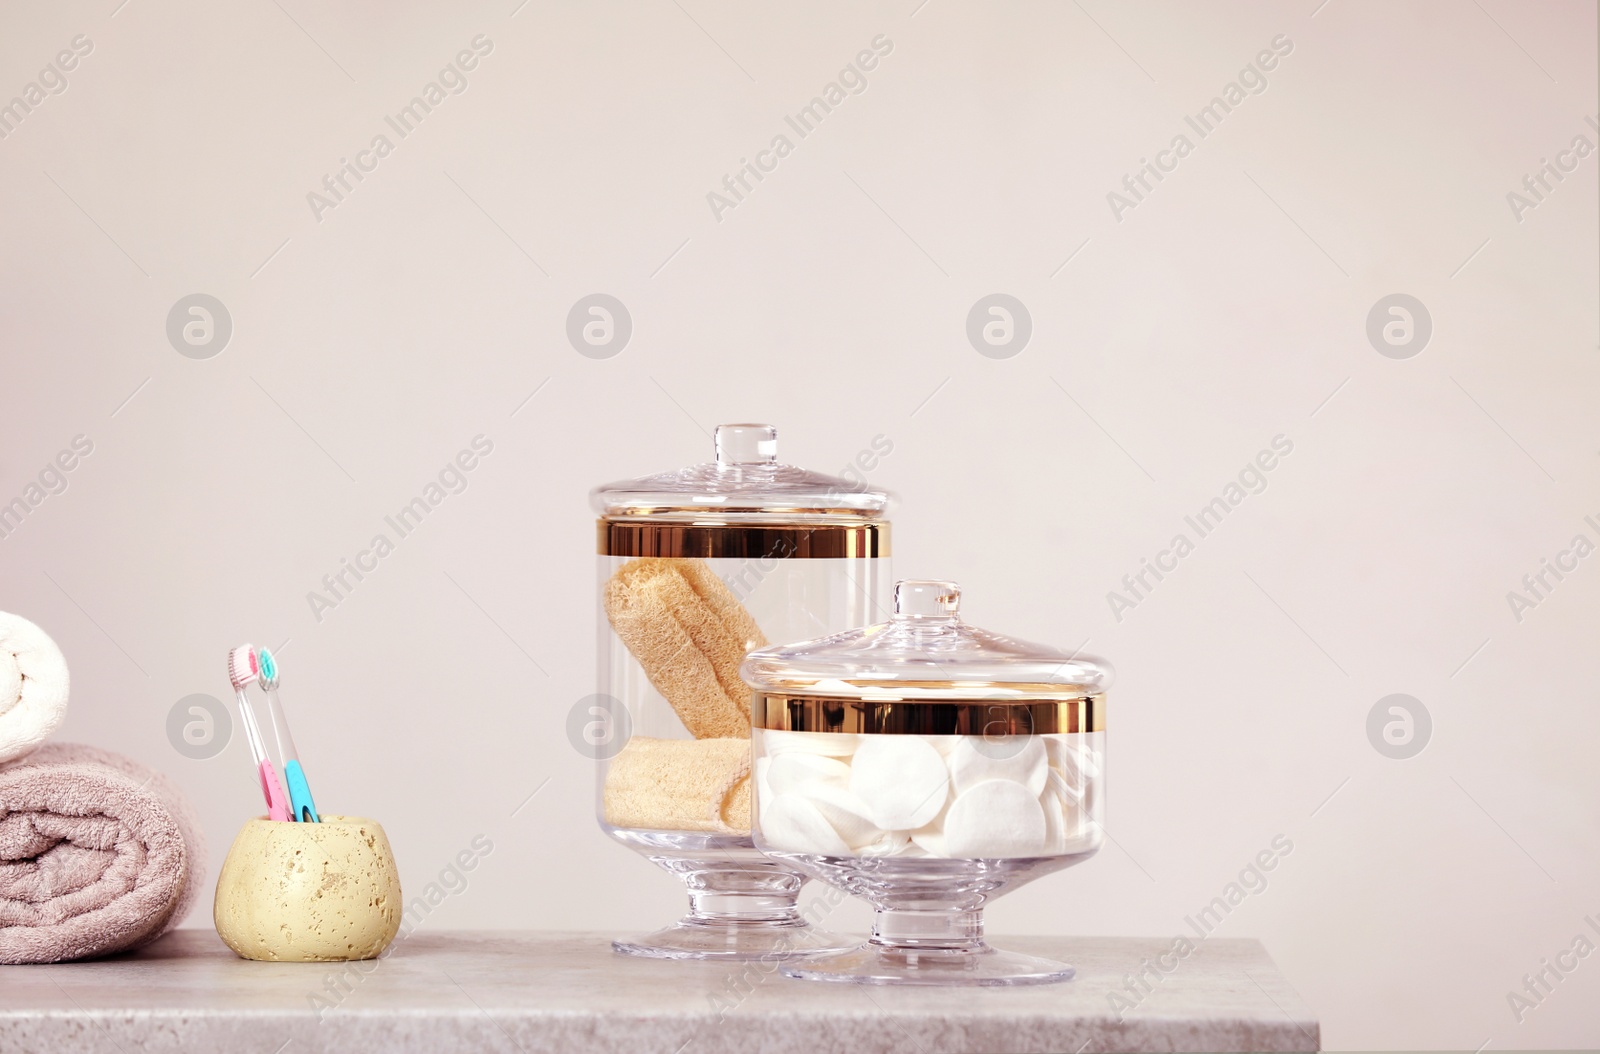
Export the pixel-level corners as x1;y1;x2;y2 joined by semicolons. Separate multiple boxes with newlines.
227;644;292;822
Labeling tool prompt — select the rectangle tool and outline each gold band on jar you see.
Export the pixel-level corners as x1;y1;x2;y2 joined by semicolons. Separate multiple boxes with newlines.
598;520;889;559
752;693;1105;735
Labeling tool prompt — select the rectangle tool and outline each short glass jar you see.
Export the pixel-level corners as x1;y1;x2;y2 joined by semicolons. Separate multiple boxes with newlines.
592;423;891;960
741;580;1110;985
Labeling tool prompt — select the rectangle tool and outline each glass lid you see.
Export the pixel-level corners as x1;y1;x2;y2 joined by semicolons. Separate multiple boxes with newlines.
592;423;891;522
740;580;1113;701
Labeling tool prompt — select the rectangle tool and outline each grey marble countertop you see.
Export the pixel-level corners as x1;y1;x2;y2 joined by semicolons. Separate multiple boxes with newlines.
0;930;1319;1053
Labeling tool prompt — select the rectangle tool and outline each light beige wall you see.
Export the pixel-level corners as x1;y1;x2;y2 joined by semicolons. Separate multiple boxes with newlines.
0;1;1594;1047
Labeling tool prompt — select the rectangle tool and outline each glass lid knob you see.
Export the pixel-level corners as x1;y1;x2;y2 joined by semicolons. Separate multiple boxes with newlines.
714;423;778;466
893;580;961;618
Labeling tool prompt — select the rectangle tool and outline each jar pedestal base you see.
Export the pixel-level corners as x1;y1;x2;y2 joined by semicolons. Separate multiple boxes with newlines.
779;907;1074;986
613;916;856;961
605;829;857;961
780;943;1075;986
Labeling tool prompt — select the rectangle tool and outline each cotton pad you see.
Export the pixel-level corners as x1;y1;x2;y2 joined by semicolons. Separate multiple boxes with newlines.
910;823;949;857
949;736;1047;797
1046;766;1082;807
909;798;952;856
1045;735;1101;788
763;729;860;757
806;784;883;849
1040;784;1067;854
1060;818;1101;855
767;752;851;795
848;737;949;830
754;756;772;805
942;779;1047;858
761;794;851;856
857;830;912;857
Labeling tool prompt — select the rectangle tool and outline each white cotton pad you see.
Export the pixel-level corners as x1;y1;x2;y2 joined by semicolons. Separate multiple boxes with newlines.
910;823;949;857
942;779;1047;858
806;785;883;849
754;756;773;804
1048;761;1080;800
762;730;859;757
767;752;851;795
909;798;952;857
857;830;913;857
849;737;950;830
949;736;1047;797
1060;819;1101;855
1040;785;1068;855
1046;735;1102;785
927;737;959;757
1046;766;1082;807
1047;763;1098;832
1078;742;1103;780
1049;765;1098;855
761;794;851;856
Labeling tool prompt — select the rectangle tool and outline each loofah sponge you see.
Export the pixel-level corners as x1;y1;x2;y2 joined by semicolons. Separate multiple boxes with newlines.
603;737;751;834
603;558;767;739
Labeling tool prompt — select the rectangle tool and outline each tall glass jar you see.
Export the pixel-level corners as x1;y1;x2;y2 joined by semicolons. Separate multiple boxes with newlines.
741;579;1112;985
592;423;890;960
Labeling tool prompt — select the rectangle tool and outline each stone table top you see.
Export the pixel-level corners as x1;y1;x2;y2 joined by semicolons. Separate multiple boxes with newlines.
0;930;1319;1053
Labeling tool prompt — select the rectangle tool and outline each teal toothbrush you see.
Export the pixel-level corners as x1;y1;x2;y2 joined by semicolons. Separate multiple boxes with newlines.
256;647;321;823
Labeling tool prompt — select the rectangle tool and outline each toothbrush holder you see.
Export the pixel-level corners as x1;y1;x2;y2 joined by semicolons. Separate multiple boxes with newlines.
214;815;402;962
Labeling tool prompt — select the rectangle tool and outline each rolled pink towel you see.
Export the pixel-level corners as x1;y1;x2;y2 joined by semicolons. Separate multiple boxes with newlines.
0;743;206;964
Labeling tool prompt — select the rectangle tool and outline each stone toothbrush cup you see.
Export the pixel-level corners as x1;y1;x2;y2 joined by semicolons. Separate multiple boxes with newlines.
213;815;402;962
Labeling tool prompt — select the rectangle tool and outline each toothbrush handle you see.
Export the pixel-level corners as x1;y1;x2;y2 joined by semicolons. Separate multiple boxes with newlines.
258;760;292;822
283;759;320;823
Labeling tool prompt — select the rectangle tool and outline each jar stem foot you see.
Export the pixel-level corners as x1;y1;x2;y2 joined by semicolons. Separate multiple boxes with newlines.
869;907;988;953
611;854;855;961
778;905;1075;986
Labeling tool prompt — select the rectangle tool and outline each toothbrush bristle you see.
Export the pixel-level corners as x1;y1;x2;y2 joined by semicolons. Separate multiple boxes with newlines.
227;644;258;690
257;647;277;686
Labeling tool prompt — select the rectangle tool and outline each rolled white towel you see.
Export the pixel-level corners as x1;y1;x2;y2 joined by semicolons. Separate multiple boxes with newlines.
0;612;69;763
